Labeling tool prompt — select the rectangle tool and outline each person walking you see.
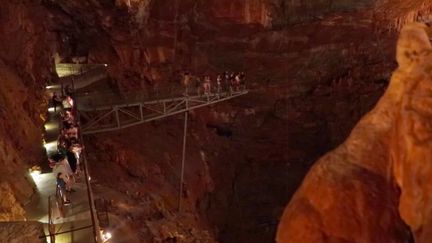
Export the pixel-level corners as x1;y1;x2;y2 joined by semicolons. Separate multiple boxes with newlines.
57;172;71;205
203;75;211;95
54;157;75;192
52;92;62;112
216;75;222;94
183;71;191;96
195;76;202;96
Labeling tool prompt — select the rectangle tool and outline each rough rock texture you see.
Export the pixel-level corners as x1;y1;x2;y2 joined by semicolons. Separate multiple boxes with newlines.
0;0;431;242
41;0;417;242
0;222;46;243
392;23;432;243
277;23;432;243
86;122;218;242
0;1;55;220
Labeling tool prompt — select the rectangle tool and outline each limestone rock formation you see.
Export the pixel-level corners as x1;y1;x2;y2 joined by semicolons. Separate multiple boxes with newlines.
1;1;429;242
44;1;401;242
0;222;46;243
276;22;432;243
0;0;54;221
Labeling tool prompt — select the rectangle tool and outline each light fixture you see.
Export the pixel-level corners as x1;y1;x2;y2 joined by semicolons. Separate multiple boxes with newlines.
44;123;57;131
46;85;60;90
30;170;41;177
30;166;42;183
102;230;112;242
43;141;57;151
48;107;55;113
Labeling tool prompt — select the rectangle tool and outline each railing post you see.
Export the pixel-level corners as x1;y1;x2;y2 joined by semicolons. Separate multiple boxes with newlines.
76;93;103;243
115;107;120;128
139;104;143;120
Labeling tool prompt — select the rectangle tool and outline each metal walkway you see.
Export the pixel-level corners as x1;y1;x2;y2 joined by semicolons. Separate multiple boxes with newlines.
59;65;108;91
78;90;248;135
43;63;248;242
26;90;95;243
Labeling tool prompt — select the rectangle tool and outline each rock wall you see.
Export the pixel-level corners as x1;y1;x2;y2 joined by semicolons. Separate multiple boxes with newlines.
32;0;432;242
0;1;56;221
41;0;402;242
277;22;432;243
0;222;46;243
391;23;432;242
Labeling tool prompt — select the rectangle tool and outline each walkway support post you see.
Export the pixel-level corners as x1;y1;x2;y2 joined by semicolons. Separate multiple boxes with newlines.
178;101;188;212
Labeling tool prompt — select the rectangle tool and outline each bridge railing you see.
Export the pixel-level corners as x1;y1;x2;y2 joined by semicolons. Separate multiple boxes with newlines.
56;64;106;78
60;66;108;90
75;82;246;109
74;84;180;109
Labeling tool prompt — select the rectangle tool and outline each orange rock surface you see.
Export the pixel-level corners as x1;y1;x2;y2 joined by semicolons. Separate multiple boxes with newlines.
276;22;432;243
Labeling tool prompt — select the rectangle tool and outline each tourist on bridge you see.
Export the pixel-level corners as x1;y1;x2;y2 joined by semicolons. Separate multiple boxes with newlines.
239;72;246;90
57;134;69;156
65;125;79;139
55;157;75;192
56;172;71;205
216;75;222;93
52;92;62;112
51;153;75;192
195;76;202;96
66;150;78;174
223;71;230;91
64;85;74;97
203;75;211;95
235;73;242;91
62;95;74;112
70;140;83;172
229;72;236;93
183;71;191;95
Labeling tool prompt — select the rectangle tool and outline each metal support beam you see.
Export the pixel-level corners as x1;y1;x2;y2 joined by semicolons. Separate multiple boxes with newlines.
115;108;120;128
178;110;188;212
80;91;248;134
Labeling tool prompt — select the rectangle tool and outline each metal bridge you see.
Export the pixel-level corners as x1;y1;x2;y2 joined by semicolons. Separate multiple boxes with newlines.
59;64;108;91
77;89;248;134
41;63;248;242
54;63;248;135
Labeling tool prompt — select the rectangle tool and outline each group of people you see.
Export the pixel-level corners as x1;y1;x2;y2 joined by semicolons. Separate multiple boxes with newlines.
181;71;246;96
49;90;83;205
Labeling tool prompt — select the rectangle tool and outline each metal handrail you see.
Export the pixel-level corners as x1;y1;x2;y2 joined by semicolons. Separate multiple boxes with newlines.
56;64;107;77
75;82;244;110
76;96;103;243
59;66;108;87
48;195;56;243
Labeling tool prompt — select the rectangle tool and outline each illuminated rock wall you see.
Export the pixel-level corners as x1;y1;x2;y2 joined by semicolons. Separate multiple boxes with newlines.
0;1;54;221
277;23;432;243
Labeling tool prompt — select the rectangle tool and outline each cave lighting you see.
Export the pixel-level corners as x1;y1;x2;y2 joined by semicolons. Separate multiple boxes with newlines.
43;141;56;151
30;168;41;183
48;107;55;113
44;123;56;131
104;64;108;67
102;231;112;242
45;85;57;90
